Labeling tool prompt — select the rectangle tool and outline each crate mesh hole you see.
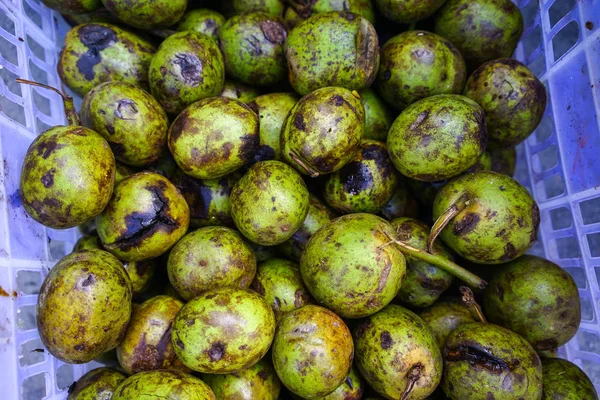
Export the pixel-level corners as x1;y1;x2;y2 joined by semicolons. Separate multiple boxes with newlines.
25;34;45;62
565;267;587;289
528;53;546;77
520;0;538;29
550;206;572;230
549;0;576;27
36;117;51;135
523;24;542;57
577;330;600;353
581;197;600;225
535;174;564;200
0;12;16;36
56;363;74;390
581;359;600;385
23;0;43;30
28;59;48;85
19;338;45;367
32;89;51;116
532;113;555;144
581;296;595;321
0;66;22;96
0;94;26;126
553;20;579;61
0;35;19;66
556;236;580;259
587;233;600;258
22;372;47;400
532;144;559;173
16;270;41;295
17;304;37;331
49;239;69;261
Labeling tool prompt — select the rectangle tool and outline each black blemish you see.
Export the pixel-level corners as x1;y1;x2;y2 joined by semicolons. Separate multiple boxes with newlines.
115;99;138;120
173;53;203;86
133;261;150;276
362;144;393;178
257;370;268;380
382;70;391;81
109;142;126;156
339;11;356;20
240;133;260;163
76;24;117;81
40;168;56;188
81;274;96;287
345;376;354;389
106;125;115;135
173;173;212;220
500;242;517;261
252;145;276;164
207;341;226;362
534;338;558;351
260;20;287;45
36;139;64;159
445;345;513;373
354;319;372;339
380;331;394;350
176;338;185;349
74;344;86;351
294;113;306;131
340;161;373;195
453;213;480;236
169;110;189;142
530;203;540;243
332;95;344;106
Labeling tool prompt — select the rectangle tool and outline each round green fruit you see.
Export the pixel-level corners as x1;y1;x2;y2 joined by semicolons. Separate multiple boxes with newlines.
360;88;395;141
542;358;598;400
101;0;187;29
176;9;226;40
418;298;476;349
232;0;285;17
219;79;260;103
375;0;446;23
202;359;281;399
316;366;364;400
113;370;215;400
67;368;126;400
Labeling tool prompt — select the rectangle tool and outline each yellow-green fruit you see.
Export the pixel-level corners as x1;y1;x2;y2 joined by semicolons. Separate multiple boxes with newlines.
316;366;364;400
96;172;190;261
360;88;395;141
101;0;187;29
167;227;257;301
231;161;310;246
117;295;186;374
43;0;101;14
113;370;215;399
172;288;276;373
418;298;476;349
375;0;445;23
203;359;281;399
251;258;313;322
288;0;375;25
20;126;115;229
58;23;155;97
168;97;259;180
37;249;132;363
67;367;126;400
220;79;261;103
272;305;354;399
542;358;598;400
74;234;102;251
233;0;285;17
176;9;226;40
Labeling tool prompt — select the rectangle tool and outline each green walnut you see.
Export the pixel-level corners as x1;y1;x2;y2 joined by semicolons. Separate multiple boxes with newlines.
37;249;132;363
375;0;446;23
230;160;309;246
67;367;126;400
316;366;364;400
418;298;476;349
464;58;547;147
172;288;275;373
80;81;168;166
285;11;379;95
218;12;288;86
146;151;178;179
323;140;398;214
281;86;365;176
167;226;256;301
176;9;226;40
251;258;313;322
113;370;215;400
149;31;224;115
435;0;524;70
232;0;285;17
96;172;190;261
272;305;354;399
58;23;155;97
101;0;186;29
542;358;598;400
483;255;580;352
360;88;395;141
353;304;442;399
20;126;115;229
376;31;467;111
442;323;542;399
168;97;259;180
387;94;487;181
203;359;281;399
220;79;261;103
117;295;186;374
43;0;101;14
301;213;406;318
248;93;299;161
380;180;420;221
287;0;376;25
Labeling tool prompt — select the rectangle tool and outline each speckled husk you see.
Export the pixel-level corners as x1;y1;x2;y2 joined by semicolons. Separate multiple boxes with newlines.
316;366;364;400
281;87;365;176
67;367;126;400
489;146;516;176
432;171;540;264
96;172;190;261
233;0;285;16
80;81;168;166
434;0;524;71
220;79;261;103
387;94;487;182
171;169;240;229
272;305;354;399
101;0;186;29
483;255;580;352
113;370;215;399
360;88;395;141
323;140;398;214
20;126;115;229
391;218;454;308
442;323;542;400
353;304;442;399
74;234;103;251
43;0;101;14
300;213;406;318
376;31;466;111
167;227;256;301
168;97;259;180
37;249;132;363
380;180;420;220
230;160;309;246
58;23;155;97
287;0;375;24
541;358;598;400
250;258;313;322
176;9;226;39
285;12;379;95
277;195;334;261
248;93;299;161
202;359;281;399
464;59;546;147
172;288;275;373
375;0;445;23
218;13;288;86
418;298;476;349
149;31;224;115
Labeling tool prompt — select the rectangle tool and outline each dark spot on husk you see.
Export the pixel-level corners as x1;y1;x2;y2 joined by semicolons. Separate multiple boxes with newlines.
207;341;226;362
173;53;203;86
339;11;356;20
354;318;372;339
362;143;393;178
176;338;185;349
252;145;276;164
294;289;308;307
81;274;96;287
380;331;394;350
74;344;85;351
169;110;189;142
115;99;138;119
496;284;504;301
240;132;260;163
294;113;306;131
109;141;126;156
534;338;558;351
501;242;518;261
340;161;373;195
260;20;287;45
252;280;266;296
76;24;117;81
445;345;515;373
40;168;56;188
530;203;540;243
36;139;64;159
452;213;480;236
345;376;354;389
133;261;150;276
332;95;344;106
257;370;268;380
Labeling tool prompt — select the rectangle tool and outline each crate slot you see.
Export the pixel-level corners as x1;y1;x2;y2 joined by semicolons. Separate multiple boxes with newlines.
28;59;48;85
581;295;595;321
0;11;16;36
0;34;20;67
535;173;565;201
565;266;587;289
16;270;41;295
550;206;573;230
532;144;559;173
531;112;556;144
549;0;576;28
55;363;73;391
17;304;36;331
21;372;47;400
23;0;42;31
577;330;600;353
523;24;542;57
553;20;580;61
25;33;45;62
587;232;600;258
555;236;581;259
581;197;600;225
0;66;22;96
19;338;45;367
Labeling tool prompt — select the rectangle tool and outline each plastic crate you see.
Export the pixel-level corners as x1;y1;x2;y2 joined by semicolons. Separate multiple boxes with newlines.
0;0;599;398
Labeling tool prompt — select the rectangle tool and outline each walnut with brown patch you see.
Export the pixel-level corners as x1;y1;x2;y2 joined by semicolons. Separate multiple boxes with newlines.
202;359;281;399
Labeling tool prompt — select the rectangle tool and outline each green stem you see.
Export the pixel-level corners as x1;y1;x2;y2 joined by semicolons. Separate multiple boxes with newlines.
401;363;422;400
427;193;471;253
460;286;487;323
16;79;80;126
